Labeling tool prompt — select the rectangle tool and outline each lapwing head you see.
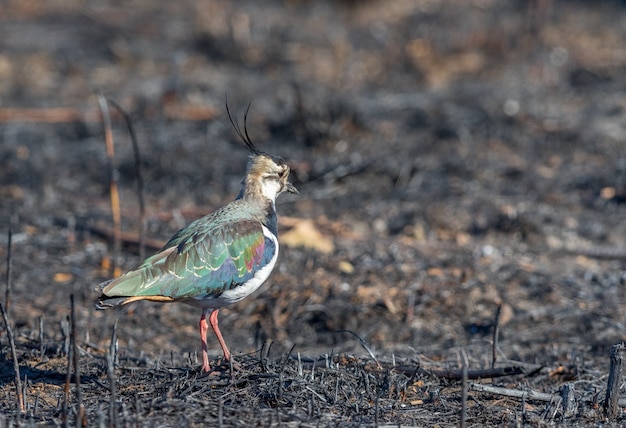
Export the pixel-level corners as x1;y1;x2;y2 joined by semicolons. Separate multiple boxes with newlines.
227;102;298;203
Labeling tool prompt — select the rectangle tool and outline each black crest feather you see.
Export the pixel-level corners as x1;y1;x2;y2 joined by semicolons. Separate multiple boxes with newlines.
226;99;261;156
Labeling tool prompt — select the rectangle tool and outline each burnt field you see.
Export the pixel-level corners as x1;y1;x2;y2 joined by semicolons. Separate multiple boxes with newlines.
2;0;626;426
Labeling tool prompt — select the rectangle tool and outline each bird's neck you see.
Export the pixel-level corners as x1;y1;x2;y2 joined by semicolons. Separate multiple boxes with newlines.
263;204;279;237
236;179;277;205
236;184;278;236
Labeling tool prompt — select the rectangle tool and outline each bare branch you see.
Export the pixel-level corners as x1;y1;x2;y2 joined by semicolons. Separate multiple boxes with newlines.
98;94;122;277
70;295;85;427
460;350;469;428
470;383;555;402
492;304;501;369
4;227;11;315
394;364;525;380
107;99;147;261
0;300;23;413
335;330;382;369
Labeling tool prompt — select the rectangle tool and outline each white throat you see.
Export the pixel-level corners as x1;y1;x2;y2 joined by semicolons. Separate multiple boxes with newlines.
260;180;281;203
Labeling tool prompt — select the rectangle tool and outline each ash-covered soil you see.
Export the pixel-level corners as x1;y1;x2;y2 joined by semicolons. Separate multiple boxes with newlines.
2;0;626;426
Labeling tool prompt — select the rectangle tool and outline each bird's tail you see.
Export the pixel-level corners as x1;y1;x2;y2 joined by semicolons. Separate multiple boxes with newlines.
95;295;130;310
96;289;175;310
95;278;122;309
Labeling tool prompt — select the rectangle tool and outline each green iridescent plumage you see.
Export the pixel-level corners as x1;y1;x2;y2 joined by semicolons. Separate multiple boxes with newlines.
98;200;274;303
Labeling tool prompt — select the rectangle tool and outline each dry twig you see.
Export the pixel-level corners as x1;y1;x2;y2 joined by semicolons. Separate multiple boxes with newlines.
106;350;118;427
62;320;70;425
335;330;382;369
470;383;555;402
39;316;45;358
107;99;147;261
0;107;94;123
1;228;23;413
98;94;122;277
0;301;24;413
4;227;11;315
492;304;501;369
460;350;469;428
70;295;85;427
394;364;525;380
0;105;217;123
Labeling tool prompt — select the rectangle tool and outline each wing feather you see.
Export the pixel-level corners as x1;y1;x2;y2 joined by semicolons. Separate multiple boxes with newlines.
97;215;275;306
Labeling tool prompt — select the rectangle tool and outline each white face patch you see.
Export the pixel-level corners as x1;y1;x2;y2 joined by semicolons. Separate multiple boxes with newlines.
260;176;282;202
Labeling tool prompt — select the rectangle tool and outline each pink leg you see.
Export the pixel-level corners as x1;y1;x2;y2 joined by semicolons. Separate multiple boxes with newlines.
209;309;231;362
199;309;211;372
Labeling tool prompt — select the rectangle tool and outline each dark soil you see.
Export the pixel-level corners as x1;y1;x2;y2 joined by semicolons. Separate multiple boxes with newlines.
2;0;626;426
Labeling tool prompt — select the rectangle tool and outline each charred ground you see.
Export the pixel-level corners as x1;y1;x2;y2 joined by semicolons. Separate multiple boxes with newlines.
2;0;626;426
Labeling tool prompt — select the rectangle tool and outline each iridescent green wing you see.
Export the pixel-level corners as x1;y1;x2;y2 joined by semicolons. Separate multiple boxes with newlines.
100;215;273;300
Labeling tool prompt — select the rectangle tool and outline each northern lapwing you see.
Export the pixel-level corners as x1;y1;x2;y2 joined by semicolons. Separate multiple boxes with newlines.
96;106;298;372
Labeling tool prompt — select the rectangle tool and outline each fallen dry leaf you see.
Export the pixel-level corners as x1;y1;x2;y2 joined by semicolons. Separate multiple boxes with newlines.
338;260;354;274
53;272;73;283
280;218;335;254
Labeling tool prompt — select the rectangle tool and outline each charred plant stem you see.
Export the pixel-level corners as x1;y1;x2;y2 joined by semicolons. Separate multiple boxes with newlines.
109;320;118;368
461;350;469;428
278;344;297;399
394;364;524;380
4;227;11;315
335;330;381;369
63;315;71;427
39;316;45;358
107;99;146;261
70;295;84;427
0;301;24;413
604;343;625;420
98;94;122;277
492;304;501;369
106;351;118;427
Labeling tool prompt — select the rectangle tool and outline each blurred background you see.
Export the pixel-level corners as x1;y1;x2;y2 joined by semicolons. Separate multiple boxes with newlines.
2;0;626;369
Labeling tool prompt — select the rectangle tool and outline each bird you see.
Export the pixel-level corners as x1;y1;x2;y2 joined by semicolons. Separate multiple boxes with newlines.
96;106;298;373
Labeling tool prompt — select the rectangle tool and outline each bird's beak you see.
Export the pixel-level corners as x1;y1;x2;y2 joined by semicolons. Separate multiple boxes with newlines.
285;182;299;194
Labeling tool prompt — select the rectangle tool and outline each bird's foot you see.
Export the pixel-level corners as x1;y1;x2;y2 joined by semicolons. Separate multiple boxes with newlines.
198;357;240;377
218;356;241;372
